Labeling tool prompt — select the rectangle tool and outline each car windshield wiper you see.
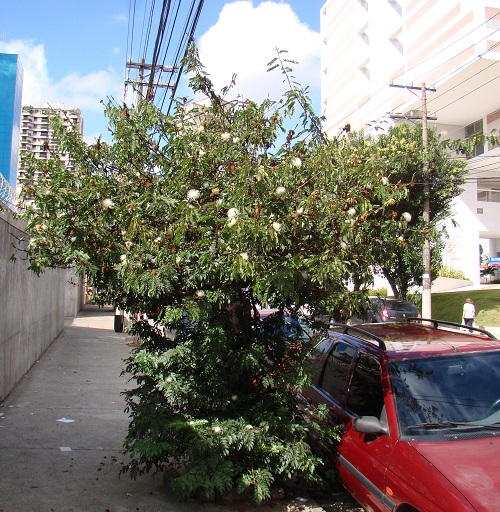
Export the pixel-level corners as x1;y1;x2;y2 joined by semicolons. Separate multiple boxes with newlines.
407;421;500;430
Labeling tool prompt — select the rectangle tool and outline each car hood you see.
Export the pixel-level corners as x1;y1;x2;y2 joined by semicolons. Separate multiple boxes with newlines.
412;436;500;510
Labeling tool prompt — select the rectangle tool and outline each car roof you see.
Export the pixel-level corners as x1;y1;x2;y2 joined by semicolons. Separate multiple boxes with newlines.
328;321;500;358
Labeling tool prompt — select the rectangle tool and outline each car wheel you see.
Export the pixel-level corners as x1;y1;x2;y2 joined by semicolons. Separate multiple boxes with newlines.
114;314;124;333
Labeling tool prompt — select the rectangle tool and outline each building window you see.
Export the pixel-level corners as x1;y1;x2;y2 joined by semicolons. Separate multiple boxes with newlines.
388;0;402;16
390;28;403;54
359;59;370;80
477;190;500;203
359;23;369;44
358;0;368;11
465;119;484;157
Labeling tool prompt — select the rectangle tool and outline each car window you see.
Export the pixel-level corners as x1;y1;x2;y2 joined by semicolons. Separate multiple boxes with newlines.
346;354;385;418
320;342;356;403
309;336;334;387
386;300;418;313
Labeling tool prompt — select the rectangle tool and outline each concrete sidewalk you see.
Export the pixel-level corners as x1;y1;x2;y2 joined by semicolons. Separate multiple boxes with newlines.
0;305;329;512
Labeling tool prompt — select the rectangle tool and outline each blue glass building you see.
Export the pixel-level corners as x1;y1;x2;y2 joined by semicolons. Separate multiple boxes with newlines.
0;53;24;204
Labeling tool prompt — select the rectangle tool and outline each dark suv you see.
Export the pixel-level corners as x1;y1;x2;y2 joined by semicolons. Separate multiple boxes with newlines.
299;319;500;511
343;297;420;324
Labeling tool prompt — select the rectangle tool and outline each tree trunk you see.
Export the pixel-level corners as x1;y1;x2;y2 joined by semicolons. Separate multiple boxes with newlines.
226;297;252;335
381;268;400;299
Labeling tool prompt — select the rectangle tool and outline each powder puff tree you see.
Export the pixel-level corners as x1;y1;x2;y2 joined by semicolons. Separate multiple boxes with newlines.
15;45;466;504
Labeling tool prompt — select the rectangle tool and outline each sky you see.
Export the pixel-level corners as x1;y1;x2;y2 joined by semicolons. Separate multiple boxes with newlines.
0;1;324;143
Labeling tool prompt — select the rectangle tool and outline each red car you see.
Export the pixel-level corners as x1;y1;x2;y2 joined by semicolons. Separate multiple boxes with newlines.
299;319;500;511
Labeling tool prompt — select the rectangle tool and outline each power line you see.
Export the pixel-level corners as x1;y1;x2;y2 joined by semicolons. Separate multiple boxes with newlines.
125;0;205;111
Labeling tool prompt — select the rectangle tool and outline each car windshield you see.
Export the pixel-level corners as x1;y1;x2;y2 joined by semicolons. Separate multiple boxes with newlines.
389;351;500;438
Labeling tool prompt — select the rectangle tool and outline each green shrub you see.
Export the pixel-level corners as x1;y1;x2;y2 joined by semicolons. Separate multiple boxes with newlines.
368;288;388;298
438;265;467;280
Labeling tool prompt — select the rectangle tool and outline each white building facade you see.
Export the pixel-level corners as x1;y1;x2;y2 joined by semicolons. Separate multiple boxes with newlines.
320;0;500;285
17;104;83;197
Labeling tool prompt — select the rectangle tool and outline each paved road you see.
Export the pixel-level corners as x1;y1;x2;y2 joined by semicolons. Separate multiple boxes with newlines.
0;306;332;512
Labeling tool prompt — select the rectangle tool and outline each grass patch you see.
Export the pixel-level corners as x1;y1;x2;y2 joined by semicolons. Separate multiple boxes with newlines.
431;289;500;327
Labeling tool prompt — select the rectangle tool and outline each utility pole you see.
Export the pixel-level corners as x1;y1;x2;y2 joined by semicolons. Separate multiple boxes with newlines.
389;83;436;318
125;59;176;103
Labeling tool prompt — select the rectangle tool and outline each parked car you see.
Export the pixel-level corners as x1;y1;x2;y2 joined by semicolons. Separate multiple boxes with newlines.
339;297;420;325
299;319;500;511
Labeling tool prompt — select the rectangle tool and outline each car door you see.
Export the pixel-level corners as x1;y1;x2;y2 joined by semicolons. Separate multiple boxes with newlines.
300;339;357;459
305;342;397;511
338;353;397;511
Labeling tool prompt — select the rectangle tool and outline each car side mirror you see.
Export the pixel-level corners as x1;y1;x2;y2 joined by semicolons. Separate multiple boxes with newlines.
353;416;388;436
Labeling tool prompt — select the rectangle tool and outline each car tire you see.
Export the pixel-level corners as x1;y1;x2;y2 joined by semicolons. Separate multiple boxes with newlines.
114;314;124;333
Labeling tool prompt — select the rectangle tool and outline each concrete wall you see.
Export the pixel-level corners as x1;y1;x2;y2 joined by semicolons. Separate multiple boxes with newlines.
0;205;82;401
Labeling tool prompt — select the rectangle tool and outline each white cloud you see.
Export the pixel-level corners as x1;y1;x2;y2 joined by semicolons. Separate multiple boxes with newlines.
198;1;320;102
114;13;128;24
0;39;51;105
0;39;123;139
0;39;123;111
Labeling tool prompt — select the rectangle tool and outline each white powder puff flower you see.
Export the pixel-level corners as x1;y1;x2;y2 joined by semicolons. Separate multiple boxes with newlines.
398;236;405;243
228;217;237;227
125;241;133;250
275;186;287;196
212;426;222;434
233;136;240;143
221;132;231;141
102;198;114;209
381;176;389;186
245;425;253;430
187;189;201;201
272;222;282;233
70;236;77;243
198;149;206;157
120;254;127;264
292;157;302;168
154;237;161;243
196;125;205;134
401;212;412;222
227;208;239;219
347;207;356;217
195;290;205;298
240;252;249;261
231;395;238;401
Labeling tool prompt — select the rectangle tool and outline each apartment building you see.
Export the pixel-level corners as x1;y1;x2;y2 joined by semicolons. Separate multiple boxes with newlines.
0;53;23;209
17;104;83;196
321;0;500;286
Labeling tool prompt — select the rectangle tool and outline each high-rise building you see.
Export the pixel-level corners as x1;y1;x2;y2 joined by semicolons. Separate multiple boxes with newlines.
17;104;83;195
0;53;24;208
320;0;500;286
